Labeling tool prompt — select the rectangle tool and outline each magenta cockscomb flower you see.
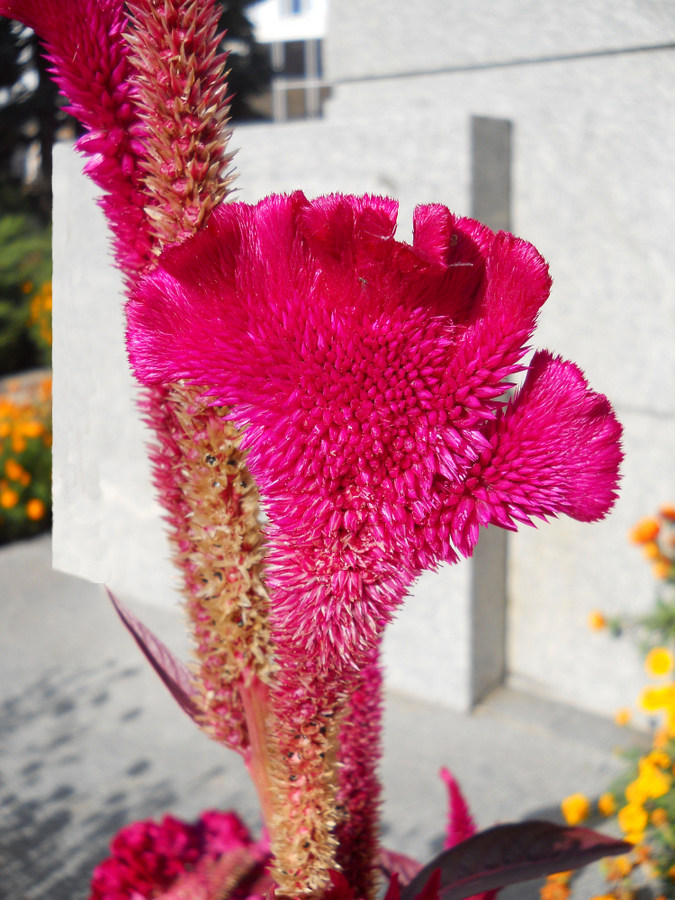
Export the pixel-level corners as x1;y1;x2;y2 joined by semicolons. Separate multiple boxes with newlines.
128;191;622;676
127;191;621;894
89;809;271;900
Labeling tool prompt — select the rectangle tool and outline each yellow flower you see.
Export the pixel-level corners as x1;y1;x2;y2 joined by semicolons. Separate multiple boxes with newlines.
598;792;617;817
647;750;671;768
0;488;19;509
625;779;649;805
561;792;590;825
623;831;645;845
630;517;661;544
26;498;46;521
639;685;674;713
635;757;671;799
646;647;675;678
588;610;607;630
618;802;648;836
614;708;631;726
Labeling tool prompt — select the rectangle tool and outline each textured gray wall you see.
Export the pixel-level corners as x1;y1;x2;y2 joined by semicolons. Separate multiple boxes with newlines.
52;0;675;715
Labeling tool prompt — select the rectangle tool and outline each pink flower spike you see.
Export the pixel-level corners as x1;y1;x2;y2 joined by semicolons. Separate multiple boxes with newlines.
440;767;476;850
0;0;154;280
336;644;385;898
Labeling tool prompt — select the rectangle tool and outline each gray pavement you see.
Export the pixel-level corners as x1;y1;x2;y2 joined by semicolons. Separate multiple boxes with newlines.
0;536;645;900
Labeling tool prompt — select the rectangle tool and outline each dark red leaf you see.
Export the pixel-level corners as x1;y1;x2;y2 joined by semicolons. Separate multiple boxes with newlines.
400;820;631;900
106;588;203;724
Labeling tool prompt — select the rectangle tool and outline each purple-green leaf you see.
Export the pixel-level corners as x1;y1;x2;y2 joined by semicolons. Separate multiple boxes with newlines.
106;588;203;724
400;820;631;900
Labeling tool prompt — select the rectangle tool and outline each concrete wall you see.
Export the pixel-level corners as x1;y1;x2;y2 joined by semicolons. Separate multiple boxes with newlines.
52;0;675;716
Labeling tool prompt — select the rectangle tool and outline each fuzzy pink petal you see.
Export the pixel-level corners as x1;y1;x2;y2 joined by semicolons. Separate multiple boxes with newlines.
446;350;622;555
440;229;552;430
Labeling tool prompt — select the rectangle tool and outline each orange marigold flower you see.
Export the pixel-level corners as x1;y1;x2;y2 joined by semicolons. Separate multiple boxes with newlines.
653;559;673;580
540;875;571;900
588;610;607;630
634;843;651;864
614;707;632;726
561;793;590;825
642;541;661;560
5;458;24;481
598;792;617;817
647;750;670;768
646;647;674;678
630;517;661;544
660;505;675;522
654;727;669;748
547;872;573;883
26;498;46;521
19;421;43;439
606;854;634;880
652;808;668;827
0;488;19;509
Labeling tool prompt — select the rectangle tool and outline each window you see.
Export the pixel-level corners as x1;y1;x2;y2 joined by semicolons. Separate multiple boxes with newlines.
249;38;329;121
281;0;306;16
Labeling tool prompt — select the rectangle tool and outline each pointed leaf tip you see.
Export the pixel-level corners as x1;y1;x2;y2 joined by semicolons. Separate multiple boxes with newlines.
106;588;203;725
401;820;631;900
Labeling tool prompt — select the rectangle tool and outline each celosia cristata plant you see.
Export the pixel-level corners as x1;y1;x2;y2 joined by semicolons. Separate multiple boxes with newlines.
0;1;627;898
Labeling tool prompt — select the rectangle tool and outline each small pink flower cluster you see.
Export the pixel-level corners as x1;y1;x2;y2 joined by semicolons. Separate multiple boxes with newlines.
89;810;268;900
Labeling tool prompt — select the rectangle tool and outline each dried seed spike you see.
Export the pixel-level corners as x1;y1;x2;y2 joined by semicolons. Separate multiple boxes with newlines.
124;0;235;248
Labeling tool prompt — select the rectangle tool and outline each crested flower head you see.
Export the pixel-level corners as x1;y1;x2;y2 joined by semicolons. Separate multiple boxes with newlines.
128;191;622;676
89;809;270;900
